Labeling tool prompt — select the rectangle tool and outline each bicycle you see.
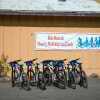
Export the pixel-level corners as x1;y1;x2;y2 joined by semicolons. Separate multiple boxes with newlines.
25;59;37;86
41;59;67;89
9;60;31;91
36;62;47;90
25;59;46;90
67;58;88;89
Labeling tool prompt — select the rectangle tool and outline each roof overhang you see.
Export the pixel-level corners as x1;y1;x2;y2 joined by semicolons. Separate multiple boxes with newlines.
0;10;100;17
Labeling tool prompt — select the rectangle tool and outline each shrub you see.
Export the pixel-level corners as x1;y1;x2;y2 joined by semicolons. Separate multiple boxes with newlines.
0;54;11;77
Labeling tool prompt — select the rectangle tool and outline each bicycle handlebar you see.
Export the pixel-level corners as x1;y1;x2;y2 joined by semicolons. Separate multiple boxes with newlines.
69;58;80;63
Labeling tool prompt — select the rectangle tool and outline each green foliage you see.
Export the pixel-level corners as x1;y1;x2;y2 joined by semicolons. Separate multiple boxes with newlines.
0;54;11;76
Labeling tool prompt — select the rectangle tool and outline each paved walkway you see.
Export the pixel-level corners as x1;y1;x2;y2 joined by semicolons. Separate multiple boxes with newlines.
0;77;100;100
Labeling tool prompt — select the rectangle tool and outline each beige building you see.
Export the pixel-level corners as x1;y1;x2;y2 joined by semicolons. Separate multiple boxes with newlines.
0;12;100;76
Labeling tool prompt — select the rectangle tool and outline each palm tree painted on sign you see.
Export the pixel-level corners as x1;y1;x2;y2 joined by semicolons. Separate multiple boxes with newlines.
77;37;83;48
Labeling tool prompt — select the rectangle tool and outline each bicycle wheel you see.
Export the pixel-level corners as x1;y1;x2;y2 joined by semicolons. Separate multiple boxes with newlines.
81;71;88;88
37;71;46;90
68;71;76;89
54;70;67;89
30;70;37;86
21;73;31;91
44;70;52;86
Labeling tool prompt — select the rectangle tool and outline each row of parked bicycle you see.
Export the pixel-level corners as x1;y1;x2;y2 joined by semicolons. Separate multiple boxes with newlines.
8;58;88;91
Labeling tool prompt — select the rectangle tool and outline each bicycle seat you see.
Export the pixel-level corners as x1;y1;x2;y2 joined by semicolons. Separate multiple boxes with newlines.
32;58;38;62
24;60;33;66
8;62;20;67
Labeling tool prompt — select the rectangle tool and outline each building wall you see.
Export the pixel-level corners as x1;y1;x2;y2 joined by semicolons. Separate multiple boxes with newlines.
0;15;100;75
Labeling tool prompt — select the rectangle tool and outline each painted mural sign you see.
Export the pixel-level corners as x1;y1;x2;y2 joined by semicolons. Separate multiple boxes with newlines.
34;32;100;50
